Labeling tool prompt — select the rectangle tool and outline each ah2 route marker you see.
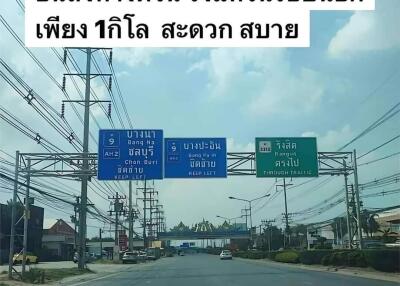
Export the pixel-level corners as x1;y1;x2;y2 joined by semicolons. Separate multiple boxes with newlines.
98;129;163;180
164;138;227;178
255;137;318;178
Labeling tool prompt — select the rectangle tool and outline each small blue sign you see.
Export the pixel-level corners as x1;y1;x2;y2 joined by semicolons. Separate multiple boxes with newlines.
98;129;163;180
164;138;227;178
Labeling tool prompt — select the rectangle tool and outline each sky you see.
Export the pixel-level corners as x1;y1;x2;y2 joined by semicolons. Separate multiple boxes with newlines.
0;0;399;238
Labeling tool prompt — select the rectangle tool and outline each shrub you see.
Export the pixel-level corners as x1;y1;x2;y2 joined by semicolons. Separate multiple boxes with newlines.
206;248;222;255
247;251;265;259
22;268;44;284
298;250;335;265
266;251;279;261
346;251;367;267
274;251;299;263
321;254;331;266
364;250;400;272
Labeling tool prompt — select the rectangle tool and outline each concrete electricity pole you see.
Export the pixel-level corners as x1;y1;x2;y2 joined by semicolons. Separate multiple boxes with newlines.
8;150;20;278
276;179;293;248
353;149;363;249
99;228;103;258
21;159;31;276
129;181;133;251
143;180;147;248
62;48;111;269
77;48;92;270
343;159;353;249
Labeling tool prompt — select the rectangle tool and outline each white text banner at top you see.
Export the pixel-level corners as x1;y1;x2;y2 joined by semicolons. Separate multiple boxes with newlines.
31;0;375;11
25;0;374;48
25;3;310;48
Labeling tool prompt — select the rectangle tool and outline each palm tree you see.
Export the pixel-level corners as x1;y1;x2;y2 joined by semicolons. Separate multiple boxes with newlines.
360;210;380;238
367;214;380;237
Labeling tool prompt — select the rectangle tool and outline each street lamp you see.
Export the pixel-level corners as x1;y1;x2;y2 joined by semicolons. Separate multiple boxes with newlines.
228;194;271;244
216;215;244;227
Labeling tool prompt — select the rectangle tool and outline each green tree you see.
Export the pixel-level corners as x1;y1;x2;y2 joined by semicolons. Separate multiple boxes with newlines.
360;210;380;238
330;217;348;243
261;226;284;251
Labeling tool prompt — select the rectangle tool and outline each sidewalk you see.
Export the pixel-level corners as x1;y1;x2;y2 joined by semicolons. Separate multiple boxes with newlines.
236;257;400;283
0;260;155;285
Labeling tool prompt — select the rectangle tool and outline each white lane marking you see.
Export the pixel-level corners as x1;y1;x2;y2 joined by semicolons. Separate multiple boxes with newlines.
67;271;121;286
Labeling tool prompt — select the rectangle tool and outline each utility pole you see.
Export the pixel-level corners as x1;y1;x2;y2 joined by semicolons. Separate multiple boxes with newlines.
21;159;31;276
8;150;20;278
353;149;363;250
241;208;250;230
77;47;92;270
276;178;293;248
143;180;147;248
343;159;352;249
73;197;80;251
261;219;275;252
339;218;343;246
62;48;112;270
108;192;125;246
128;181;134;251
99;228;103;258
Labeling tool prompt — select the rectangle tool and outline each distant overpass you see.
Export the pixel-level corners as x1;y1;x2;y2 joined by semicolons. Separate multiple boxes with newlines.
157;231;250;241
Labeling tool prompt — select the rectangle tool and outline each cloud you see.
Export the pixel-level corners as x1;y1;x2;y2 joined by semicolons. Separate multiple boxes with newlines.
302;124;353;151
328;0;400;57
114;48;171;67
188;48;326;117
227;138;254;152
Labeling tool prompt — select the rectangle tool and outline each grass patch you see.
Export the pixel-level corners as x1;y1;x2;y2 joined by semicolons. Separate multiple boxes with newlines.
44;268;93;281
22;268;93;284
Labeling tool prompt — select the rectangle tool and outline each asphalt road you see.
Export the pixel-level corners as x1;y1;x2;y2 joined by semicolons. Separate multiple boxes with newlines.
69;254;398;286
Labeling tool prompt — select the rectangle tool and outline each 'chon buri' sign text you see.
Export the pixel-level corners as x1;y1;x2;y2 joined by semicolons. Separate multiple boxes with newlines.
26;0;374;48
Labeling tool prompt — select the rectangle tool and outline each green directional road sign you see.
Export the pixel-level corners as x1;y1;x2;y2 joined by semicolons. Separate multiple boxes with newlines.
255;137;318;178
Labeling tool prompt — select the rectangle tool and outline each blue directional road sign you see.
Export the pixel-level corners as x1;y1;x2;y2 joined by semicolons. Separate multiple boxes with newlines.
164;138;227;178
98;129;163;180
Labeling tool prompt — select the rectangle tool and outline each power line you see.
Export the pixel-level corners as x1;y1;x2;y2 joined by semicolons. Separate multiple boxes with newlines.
359;151;400;167
338;101;400;151
357;134;400;160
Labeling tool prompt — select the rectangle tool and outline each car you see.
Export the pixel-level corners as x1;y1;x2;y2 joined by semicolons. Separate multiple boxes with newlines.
138;251;147;262
122;251;139;264
178;250;185;256
13;252;38;264
219;250;232;260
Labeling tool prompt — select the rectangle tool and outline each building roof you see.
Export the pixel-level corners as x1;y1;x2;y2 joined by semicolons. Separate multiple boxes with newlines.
44;219;75;235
